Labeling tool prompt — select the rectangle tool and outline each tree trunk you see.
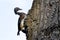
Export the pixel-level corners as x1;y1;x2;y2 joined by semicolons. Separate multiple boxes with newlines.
25;0;60;40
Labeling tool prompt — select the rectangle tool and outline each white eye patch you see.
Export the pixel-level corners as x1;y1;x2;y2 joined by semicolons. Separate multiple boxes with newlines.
17;10;27;14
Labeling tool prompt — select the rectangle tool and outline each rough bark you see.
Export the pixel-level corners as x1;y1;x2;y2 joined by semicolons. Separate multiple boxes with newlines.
25;0;60;40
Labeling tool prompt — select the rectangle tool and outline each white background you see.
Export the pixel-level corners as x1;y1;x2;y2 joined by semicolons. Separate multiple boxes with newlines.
0;0;33;40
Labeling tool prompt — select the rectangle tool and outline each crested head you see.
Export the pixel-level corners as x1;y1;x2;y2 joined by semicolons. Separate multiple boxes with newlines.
14;7;22;14
14;7;22;11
